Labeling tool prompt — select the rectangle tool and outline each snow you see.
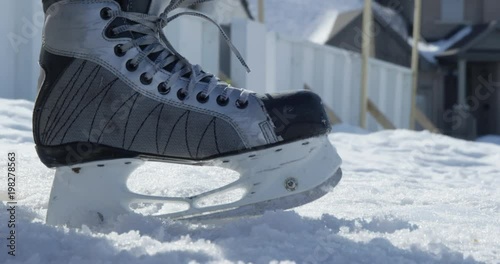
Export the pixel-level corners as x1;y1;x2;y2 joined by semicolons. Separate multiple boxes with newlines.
332;123;370;135
372;2;408;40
0;99;34;145
476;135;500;146
1;98;500;264
247;0;363;44
410;26;473;64
308;10;339;44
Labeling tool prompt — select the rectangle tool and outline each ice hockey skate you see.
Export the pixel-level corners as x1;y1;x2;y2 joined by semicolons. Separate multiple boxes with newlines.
34;0;342;227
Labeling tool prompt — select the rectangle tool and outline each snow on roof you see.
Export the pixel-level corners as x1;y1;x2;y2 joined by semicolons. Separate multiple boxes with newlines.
409;26;472;64
247;0;363;44
0;98;34;144
372;2;408;40
309;10;339;44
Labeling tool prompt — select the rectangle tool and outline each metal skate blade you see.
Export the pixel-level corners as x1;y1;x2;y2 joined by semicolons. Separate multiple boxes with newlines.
46;135;342;227
178;168;342;221
155;135;343;220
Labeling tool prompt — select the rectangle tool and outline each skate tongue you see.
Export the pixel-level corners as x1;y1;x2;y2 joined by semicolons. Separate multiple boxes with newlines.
116;0;170;16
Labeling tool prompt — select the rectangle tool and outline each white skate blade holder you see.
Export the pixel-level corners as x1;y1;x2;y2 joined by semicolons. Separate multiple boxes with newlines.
46;135;342;227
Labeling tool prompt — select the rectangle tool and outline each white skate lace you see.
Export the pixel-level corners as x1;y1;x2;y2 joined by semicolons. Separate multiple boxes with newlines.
106;0;252;106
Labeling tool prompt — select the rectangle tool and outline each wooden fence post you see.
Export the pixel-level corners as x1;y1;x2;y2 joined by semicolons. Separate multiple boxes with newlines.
360;0;373;128
367;99;396;129
410;0;422;130
258;0;265;23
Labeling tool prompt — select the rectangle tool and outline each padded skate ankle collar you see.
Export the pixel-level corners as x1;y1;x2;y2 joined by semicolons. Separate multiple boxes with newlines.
114;0;151;13
260;91;331;142
42;0;60;12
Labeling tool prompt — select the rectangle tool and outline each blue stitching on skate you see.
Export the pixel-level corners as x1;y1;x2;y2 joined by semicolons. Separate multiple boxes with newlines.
51;65;102;144
185;111;193;159
122;93;140;148
61;77;120;143
127;103;163;150
42;60;86;142
45;61;88;144
213;118;221;154
196;117;216;159
89;77;117;140
97;92;139;143
162;111;188;155
155;104;165;154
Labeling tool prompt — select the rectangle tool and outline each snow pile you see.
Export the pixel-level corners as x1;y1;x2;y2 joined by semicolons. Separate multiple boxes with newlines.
247;0;363;43
332;123;370;135
1;99;499;263
0;98;34;144
477;135;500;146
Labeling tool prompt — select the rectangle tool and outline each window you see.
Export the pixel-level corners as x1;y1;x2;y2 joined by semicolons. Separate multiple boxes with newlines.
441;0;464;23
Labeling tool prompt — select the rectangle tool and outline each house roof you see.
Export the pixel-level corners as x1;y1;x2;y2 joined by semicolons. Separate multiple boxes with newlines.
412;26;472;64
325;4;435;70
328;9;362;41
436;21;500;62
445;24;491;52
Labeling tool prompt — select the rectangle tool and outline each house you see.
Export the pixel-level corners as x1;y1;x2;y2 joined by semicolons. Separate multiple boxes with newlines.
193;0;500;138
373;0;500;138
324;2;442;134
327;0;500;138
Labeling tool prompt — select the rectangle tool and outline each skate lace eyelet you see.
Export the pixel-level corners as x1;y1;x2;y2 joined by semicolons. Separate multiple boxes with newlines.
126;60;138;72
235;99;249;109
196;92;209;103
100;7;112;20
114;44;126;57
158;83;171;95
216;95;229;106
140;73;152;85
105;26;116;38
177;89;187;101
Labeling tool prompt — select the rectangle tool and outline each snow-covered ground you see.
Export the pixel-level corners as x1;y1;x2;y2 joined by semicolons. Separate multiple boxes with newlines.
477;135;500;146
0;98;499;264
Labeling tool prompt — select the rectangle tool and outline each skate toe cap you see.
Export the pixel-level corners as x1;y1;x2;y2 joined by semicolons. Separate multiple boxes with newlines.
260;90;331;142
